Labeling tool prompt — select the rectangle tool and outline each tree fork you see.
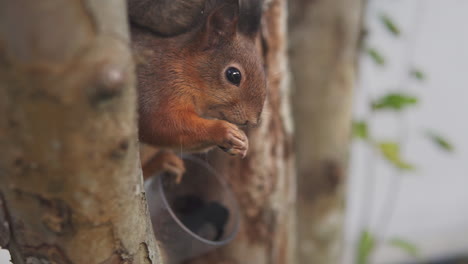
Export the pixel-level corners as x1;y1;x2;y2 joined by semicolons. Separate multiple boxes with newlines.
0;0;162;263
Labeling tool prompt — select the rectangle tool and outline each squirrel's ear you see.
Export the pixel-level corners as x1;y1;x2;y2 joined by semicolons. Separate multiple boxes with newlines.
201;0;239;46
238;0;263;37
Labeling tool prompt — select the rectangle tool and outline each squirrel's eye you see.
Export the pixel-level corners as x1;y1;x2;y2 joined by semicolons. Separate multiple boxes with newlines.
225;67;242;86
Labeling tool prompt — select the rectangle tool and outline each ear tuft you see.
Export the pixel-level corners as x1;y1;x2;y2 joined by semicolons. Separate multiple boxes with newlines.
238;0;263;37
203;0;239;44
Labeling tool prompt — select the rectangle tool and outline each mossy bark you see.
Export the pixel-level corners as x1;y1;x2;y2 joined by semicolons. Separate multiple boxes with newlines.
0;1;162;263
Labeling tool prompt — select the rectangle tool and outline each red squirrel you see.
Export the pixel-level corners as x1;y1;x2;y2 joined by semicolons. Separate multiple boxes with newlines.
129;0;266;180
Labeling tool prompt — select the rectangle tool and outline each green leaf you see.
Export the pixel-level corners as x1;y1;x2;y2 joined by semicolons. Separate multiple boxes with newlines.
380;14;401;36
410;69;426;81
389;238;419;257
426;131;454;152
366;48;385;66
353;121;369;140
371;93;418;111
356;230;375;264
377;142;415;170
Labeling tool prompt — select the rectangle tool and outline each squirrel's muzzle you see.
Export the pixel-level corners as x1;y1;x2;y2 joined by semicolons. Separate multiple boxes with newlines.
238;112;261;128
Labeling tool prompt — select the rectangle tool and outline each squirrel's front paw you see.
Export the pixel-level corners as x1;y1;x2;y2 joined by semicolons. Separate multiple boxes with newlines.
213;121;249;158
143;150;186;183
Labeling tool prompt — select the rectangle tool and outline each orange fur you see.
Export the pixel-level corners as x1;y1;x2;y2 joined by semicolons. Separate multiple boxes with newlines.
131;0;266;179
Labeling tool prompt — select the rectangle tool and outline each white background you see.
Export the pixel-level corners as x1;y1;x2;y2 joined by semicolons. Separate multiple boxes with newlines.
344;0;468;263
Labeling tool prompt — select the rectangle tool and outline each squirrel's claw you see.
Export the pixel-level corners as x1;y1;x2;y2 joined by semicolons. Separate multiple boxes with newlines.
215;121;249;158
226;147;247;158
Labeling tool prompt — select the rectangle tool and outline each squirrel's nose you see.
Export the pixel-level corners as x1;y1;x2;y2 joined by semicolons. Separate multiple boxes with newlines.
250;119;258;126
242;118;259;127
250;114;261;127
240;120;251;127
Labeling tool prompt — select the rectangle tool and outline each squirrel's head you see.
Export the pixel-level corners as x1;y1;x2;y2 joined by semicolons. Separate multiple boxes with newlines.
187;0;266;127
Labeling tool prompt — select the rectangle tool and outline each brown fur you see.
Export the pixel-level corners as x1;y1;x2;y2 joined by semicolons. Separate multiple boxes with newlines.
132;0;266;156
128;0;206;36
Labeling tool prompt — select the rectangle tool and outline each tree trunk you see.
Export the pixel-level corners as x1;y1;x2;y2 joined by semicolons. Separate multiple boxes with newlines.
288;0;363;263
0;1;162;263
186;0;296;263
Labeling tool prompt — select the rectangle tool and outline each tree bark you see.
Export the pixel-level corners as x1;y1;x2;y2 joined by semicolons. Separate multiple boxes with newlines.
186;0;296;263
0;1;162;263
288;0;364;263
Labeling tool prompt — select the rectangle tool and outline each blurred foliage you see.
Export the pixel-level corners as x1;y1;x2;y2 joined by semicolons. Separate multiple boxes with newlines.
367;47;385;66
389;238;420;258
372;93;418;111
353;121;369;140
378;141;415;170
355;4;455;263
380;14;401;36
426;131;454;152
410;68;426;81
357;230;375;264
